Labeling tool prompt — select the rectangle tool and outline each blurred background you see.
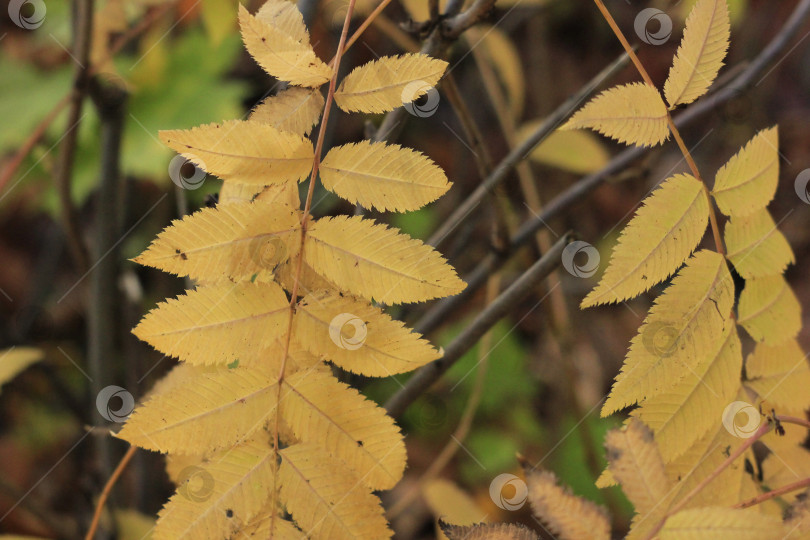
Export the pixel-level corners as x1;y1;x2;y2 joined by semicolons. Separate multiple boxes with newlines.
0;0;808;537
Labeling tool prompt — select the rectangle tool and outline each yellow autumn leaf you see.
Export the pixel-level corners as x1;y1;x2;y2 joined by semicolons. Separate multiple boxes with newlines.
117;368;279;454
439;522;539;540
238;4;331;87
523;468;610;540
133;282;290;366
660;507;786;540
466;25;525;119
280;369;406;490
255;0;310;45
278;443;391;539
520;125;610;174
275;256;336;297
712;127;779;217
160;120;314;184
134;202;301;283
663;0;730;108
320;141;451;212
305;216;465;304
745;339;810;411
605;419;671;515
737;275;801;344
153;441;277;540
562;82;670;147
633;323;742;462
423;479;487;526
334;54;448;114
293;290;440;376
582;174;709;307
249;86;324;137
602;250;734;414
0;347;42;393
725;208;794;279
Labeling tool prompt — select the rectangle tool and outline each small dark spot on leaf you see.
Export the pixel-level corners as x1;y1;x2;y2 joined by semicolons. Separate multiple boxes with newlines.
226;509;234;518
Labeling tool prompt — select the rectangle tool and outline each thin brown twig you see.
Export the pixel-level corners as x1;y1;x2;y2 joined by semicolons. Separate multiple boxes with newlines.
85;445;137;540
734;476;810;509
269;0;357;531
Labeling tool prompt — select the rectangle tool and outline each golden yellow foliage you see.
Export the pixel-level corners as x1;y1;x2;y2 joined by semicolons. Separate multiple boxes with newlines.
306;216;465;304
664;0;731;107
249;86;324;137
724;208;794;279
712;127;779;217
582;173;709;307
160;120;314;184
562;83;670;147
238;4;331;87
320;141;450;212
334;54;448;113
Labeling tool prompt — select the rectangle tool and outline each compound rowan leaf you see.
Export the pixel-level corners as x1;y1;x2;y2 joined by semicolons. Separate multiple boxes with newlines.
633;323;742;462
280;369;406;490
334;54;448;113
745;340;810;411
133;282;289;366
0;347;42;393
605;419;671;515
663;0;731;107
305;216;465;304
582;174;709;307
249;86;324;137
562;83;669;147
117;368;278;455
293;290;440;376
524;468;610;540
712;127;779;217
602;250;734;415
160;120;314;184
737;275;801;345
660;507;786;540
238;4;331;87
153;441;277;540
134;202;301;283
439;522;539;540
724;208;794;279
278;443;391;539
320;141;451;212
